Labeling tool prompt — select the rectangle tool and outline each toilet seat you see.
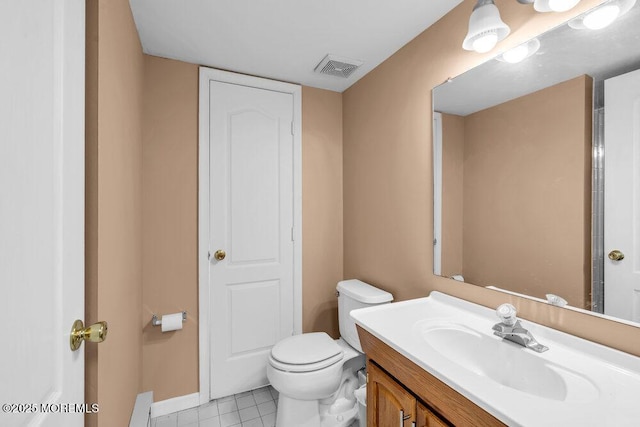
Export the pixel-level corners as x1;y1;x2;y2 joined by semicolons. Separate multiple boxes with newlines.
270;332;344;373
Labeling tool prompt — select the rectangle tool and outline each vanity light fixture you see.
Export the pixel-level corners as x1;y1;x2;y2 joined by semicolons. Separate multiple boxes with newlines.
464;0;582;53
520;0;582;12
568;0;636;30
462;0;511;53
497;38;541;63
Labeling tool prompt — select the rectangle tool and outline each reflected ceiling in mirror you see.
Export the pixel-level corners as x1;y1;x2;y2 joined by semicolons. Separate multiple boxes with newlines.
432;0;640;326
436;1;640;116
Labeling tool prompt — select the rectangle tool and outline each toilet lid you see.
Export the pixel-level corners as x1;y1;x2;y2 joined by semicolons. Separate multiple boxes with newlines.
270;332;343;372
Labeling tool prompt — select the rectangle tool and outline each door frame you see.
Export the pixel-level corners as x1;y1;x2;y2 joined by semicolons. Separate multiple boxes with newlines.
198;67;302;404
432;112;443;276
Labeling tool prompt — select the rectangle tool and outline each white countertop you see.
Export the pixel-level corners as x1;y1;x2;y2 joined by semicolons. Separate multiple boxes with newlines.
351;292;640;426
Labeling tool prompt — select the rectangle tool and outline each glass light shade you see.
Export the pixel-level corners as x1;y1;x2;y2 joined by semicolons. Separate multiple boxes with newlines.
463;0;511;53
583;4;620;28
497;38;541;63
568;0;635;30
503;45;529;63
473;32;499;53
535;0;581;12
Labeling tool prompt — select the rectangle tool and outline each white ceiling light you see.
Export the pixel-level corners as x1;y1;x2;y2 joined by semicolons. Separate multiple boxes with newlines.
569;0;636;29
497;38;541;63
516;0;581;12
532;0;582;12
584;4;621;28
463;0;573;54
463;0;511;53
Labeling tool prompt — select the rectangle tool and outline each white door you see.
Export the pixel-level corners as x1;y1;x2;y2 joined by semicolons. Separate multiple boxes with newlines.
0;1;85;426
604;68;640;322
202;70;300;398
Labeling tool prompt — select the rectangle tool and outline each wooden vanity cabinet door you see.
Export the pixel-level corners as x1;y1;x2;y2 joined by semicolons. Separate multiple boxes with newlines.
367;361;416;427
416;401;451;427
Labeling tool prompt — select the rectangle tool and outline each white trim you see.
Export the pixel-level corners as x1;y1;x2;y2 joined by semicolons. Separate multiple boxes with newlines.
198;67;303;404
129;392;153;427
292;79;303;336
433;112;443;276
198;68;211;406
150;392;199;419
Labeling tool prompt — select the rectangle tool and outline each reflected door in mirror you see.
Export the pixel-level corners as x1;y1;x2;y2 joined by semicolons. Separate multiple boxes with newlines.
604;68;640;322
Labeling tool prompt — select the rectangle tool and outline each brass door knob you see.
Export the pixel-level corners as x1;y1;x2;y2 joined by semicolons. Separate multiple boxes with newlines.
608;250;625;261
70;320;108;351
214;250;226;261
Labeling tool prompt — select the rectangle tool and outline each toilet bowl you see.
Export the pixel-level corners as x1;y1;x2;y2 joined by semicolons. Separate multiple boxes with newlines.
267;279;393;427
267;332;346;401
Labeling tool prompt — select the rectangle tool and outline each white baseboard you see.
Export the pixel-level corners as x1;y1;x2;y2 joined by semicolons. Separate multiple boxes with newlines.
130;391;153;427
150;392;200;418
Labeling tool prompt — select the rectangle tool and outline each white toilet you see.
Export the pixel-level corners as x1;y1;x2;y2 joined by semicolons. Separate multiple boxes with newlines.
267;279;393;427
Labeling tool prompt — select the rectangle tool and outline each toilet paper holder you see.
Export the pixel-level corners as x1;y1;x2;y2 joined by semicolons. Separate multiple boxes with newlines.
151;311;187;327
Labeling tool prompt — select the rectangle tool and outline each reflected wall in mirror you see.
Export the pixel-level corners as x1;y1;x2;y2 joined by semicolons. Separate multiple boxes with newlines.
433;0;640;324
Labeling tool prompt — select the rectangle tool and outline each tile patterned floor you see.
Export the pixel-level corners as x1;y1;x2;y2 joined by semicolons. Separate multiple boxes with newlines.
151;386;279;427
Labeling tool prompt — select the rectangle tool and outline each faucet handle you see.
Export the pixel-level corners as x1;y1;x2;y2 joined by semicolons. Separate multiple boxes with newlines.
496;303;517;326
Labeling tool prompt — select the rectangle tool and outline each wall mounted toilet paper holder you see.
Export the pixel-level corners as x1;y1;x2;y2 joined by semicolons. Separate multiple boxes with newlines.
151;311;187;327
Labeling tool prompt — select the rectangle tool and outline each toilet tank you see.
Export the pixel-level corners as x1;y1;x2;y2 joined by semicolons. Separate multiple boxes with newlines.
337;279;393;352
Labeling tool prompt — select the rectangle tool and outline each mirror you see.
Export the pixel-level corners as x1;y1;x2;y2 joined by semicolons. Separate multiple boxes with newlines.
433;1;640;325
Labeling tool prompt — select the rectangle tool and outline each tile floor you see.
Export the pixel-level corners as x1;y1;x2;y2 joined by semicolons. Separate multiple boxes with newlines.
151;386;279;427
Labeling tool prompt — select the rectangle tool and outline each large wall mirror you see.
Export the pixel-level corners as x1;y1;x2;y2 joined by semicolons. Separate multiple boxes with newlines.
433;0;640;325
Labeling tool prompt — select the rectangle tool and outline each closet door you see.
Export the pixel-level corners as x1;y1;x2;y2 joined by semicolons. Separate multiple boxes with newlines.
200;68;301;398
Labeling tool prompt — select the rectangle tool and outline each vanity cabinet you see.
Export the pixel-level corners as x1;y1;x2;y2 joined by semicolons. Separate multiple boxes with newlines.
368;361;449;427
359;325;505;427
417;402;450;427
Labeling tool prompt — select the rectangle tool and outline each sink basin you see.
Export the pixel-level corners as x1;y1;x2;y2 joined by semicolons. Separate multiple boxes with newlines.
415;321;598;402
350;292;640;426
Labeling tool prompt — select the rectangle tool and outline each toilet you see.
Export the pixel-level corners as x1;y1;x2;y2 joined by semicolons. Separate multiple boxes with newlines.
267;279;393;427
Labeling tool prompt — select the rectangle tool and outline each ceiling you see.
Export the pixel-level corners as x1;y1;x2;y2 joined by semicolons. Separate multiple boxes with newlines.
434;1;640;115
129;0;463;92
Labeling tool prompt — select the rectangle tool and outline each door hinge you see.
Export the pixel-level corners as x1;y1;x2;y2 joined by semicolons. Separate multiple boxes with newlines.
291;227;295;242
291;121;295;136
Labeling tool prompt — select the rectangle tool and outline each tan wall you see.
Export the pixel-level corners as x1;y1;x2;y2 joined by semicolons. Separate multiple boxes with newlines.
85;0;145;425
141;56;200;401
302;87;344;338
461;76;592;307
343;0;640;357
441;113;464;278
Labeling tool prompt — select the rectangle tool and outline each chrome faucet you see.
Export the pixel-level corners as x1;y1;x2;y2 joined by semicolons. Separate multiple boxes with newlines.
492;304;549;353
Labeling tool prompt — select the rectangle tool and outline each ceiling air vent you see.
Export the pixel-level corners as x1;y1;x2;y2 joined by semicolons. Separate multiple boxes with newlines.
314;54;363;79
